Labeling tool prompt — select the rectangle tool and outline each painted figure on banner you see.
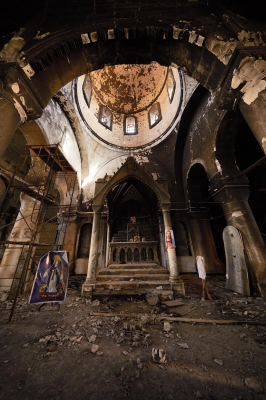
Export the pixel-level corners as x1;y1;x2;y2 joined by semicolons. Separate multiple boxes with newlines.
130;216;136;224
165;230;176;249
134;236;140;243
29;251;69;304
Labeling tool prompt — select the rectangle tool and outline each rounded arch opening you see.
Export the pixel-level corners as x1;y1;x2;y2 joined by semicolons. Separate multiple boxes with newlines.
187;163;227;265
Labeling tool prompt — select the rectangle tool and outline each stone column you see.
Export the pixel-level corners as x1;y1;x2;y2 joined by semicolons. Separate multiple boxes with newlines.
189;211;224;274
0;97;21;158
213;184;266;296
0;193;41;292
105;222;111;267
239;92;266;154
161;203;185;295
82;205;102;296
0;177;6;208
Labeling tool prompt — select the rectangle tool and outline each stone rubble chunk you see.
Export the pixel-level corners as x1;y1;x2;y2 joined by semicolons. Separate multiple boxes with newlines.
92;300;100;307
245;377;263;393
91;344;99;353
163;322;171;332
152;348;168;363
89;335;97;343
214;359;223;366
178;343;189;349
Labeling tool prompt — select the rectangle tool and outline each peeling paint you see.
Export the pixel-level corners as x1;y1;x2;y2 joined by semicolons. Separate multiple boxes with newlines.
13;99;27;123
232;211;244;218
205;37;237;65
0;36;24;62
81;33;90;44
188;31;198;44
195;35;205;47
173;26;182;40
107;29;115;40
90;32;98;42
34;31;50;40
238;30;265;47
215;159;222;173
231;57;266;105
262;138;266;153
22;64;35;79
11;83;20;94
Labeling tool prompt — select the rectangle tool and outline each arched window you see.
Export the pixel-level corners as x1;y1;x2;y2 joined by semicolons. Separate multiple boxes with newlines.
99;105;112;130
148;102;162;128
124;116;138;135
166;68;176;103
83;75;92;108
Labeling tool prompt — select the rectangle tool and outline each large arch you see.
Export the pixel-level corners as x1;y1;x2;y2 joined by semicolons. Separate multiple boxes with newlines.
92;157;171;210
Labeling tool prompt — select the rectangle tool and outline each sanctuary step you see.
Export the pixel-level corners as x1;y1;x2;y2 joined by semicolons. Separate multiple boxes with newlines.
92;262;171;295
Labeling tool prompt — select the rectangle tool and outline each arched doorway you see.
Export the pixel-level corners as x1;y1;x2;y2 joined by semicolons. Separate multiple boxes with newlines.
187;163;225;273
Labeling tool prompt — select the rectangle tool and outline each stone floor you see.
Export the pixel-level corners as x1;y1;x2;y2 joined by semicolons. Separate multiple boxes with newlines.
0;274;266;400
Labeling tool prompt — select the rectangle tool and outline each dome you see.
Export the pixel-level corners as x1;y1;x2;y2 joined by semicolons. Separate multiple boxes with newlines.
90;64;167;114
75;64;183;150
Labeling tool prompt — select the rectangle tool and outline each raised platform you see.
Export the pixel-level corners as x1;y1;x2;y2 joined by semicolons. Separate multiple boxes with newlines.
81;262;185;298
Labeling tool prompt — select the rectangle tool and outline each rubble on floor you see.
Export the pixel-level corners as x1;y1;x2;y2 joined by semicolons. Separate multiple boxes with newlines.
0;274;266;399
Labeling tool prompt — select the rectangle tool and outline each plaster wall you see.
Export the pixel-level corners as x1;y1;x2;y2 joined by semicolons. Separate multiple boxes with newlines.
37;99;82;185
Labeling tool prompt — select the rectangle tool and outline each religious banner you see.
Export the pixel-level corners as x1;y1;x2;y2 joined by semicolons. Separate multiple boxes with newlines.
134;236;140;242
29;251;69;304
130;216;136;224
165;229;176;249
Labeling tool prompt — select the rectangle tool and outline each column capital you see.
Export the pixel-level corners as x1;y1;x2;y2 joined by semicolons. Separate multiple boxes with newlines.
0;62;44;123
92;204;102;213
209;175;249;197
161;202;171;212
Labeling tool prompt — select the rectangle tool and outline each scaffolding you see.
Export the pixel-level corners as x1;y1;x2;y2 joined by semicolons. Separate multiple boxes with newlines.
0;144;78;321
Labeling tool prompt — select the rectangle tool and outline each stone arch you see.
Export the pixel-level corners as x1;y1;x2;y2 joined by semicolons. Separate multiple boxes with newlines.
92;157;171;211
215;111;244;177
20;21;235;112
134;248;140;262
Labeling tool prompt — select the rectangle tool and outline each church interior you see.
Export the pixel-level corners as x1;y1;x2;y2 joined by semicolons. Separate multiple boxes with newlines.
1;1;266;399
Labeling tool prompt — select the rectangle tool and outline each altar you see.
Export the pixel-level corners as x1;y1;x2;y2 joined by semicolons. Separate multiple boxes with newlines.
108;241;159;265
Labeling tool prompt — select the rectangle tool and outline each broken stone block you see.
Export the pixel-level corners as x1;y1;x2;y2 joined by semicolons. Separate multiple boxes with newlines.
89;335;97;343
152;348;168;364
163;322;171;332
245;377;263;393
178;343;189;349
214;359;223;366
91;344;99;353
146;294;159;306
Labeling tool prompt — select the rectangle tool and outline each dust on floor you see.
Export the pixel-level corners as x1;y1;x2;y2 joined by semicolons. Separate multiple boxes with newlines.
0;275;266;400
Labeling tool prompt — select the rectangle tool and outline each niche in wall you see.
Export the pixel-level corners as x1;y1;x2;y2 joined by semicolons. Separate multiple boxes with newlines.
78;223;92;258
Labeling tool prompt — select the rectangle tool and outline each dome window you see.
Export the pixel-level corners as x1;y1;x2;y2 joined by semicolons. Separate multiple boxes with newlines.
124;116;138;135
99;105;112;130
83;74;92;108
148;102;162;128
166;68;176;104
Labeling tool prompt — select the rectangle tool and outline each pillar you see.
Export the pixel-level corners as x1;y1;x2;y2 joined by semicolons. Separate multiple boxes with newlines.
213;185;266;296
105;222;111;266
0;193;41;292
0;97;21;158
82;205;102;296
161;203;185;295
239;91;266;154
189;212;224;274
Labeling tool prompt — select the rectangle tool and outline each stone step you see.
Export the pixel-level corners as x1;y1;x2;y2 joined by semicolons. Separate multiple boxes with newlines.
97;274;169;281
98;268;168;275
92;289;174;297
95;280;171;290
109;263;162;269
